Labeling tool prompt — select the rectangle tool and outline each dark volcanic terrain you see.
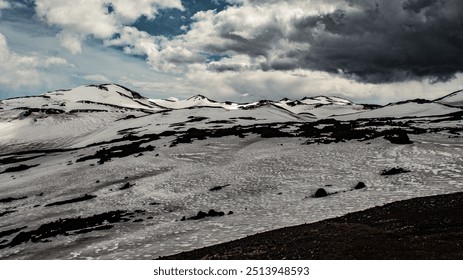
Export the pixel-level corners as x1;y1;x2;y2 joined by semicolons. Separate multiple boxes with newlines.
161;192;463;260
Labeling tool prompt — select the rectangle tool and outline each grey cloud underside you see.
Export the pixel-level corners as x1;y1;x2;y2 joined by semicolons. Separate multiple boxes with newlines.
207;0;463;84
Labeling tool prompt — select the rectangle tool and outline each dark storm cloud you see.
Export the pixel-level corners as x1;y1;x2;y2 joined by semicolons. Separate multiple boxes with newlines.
207;0;463;84
203;23;283;57
291;0;463;83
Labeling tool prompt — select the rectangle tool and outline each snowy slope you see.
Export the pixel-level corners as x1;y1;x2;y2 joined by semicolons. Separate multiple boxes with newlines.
151;95;369;118
300;96;353;105
150;95;241;110
434;89;463;107
0;86;311;151
0;84;163;113
337;100;461;120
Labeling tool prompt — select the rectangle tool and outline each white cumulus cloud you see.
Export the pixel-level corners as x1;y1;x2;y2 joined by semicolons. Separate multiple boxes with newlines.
0;0;10;9
0;33;71;88
35;0;184;53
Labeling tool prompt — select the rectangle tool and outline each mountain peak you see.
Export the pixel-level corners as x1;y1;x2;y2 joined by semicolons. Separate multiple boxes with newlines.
434;89;463;107
301;95;353;105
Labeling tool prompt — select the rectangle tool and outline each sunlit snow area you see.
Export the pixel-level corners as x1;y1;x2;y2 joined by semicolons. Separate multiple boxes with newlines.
0;84;462;259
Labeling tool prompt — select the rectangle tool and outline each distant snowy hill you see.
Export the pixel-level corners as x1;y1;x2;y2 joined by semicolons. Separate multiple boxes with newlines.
338;99;461;120
150;94;241;110
434;89;463;107
0;84;163;113
0;83;461;151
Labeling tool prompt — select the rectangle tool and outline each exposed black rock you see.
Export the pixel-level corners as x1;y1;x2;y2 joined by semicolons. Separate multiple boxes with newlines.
207;120;235;124
16;108;65;116
119;182;134;190
45;194;97;207
182;209;227;221
87;84;109;91
209;184;230;191
0;210;132;249
0;210;16;217
208;209;225;217
1;164;40;174
0;227;27;239
193;211;208;220
354;182;367;190
0;155;42;165
228;211;234;215
76;141;156;164
381;167;411;176
69;109;108;114
187;116;209;123
0;196;28;203
384;129;413;144
313;188;329;198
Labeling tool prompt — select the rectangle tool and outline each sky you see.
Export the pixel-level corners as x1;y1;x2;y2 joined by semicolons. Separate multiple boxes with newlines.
0;0;462;104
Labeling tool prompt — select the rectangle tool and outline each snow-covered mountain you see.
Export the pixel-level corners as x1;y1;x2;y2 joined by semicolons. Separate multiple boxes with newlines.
338;99;462;120
434;89;463;107
0;84;462;260
1;84;164;113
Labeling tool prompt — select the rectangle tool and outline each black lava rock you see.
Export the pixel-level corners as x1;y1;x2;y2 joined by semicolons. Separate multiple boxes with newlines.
381;167;410;176
314;188;328;198
354;182;367;190
384;130;413;144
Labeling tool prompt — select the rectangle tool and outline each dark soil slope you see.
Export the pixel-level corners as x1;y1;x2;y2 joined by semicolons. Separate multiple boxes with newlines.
161;192;463;260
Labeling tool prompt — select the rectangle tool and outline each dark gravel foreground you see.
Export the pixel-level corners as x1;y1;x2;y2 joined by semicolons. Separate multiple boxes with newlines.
161;192;463;260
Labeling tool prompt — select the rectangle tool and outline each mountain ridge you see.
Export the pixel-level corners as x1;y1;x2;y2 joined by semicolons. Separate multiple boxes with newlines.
1;83;462;120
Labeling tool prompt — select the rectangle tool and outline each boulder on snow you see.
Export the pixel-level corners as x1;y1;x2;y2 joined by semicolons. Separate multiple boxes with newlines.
354;182;367;190
182;209;227;221
384;130;413;144
381;167;410;176
313;188;329;198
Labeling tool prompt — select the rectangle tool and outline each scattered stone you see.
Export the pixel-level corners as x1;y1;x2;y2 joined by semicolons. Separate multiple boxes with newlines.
384;130;413;144
354;182;367;190
208;209;225;217
209;184;230;192
182;209;227;221
194;211;208;220
45;194;97;207
120;182;134;190
133;219;143;223
313;188;329;198
0;196;28;203
228;211;234;215
381;167;410;176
